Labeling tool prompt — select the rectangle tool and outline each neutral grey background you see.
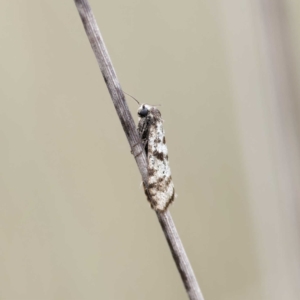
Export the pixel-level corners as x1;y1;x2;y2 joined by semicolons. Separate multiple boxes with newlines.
1;1;300;299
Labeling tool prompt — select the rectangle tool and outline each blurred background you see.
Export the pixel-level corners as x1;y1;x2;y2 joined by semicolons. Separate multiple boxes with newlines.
0;1;300;299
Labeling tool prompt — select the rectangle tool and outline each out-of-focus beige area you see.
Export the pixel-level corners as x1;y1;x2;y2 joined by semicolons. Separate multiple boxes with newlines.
1;1;300;299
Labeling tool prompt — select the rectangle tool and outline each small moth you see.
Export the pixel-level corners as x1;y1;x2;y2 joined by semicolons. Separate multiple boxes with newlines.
137;104;175;212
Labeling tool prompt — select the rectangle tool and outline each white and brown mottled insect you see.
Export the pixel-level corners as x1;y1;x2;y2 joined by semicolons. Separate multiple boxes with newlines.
137;104;175;212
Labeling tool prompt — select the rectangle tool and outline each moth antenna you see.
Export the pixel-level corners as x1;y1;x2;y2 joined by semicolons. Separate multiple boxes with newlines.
124;91;161;107
123;91;140;105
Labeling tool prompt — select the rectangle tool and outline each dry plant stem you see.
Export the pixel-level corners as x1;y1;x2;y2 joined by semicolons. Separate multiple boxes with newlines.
73;1;204;299
157;211;204;299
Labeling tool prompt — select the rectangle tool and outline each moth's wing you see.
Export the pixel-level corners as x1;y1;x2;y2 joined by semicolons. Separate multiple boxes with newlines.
147;118;175;211
137;117;149;154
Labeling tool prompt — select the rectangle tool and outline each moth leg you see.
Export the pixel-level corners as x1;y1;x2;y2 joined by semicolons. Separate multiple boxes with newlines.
131;140;147;158
134;150;143;158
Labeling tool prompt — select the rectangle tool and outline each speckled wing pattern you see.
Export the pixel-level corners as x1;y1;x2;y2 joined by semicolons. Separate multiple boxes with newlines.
137;104;175;211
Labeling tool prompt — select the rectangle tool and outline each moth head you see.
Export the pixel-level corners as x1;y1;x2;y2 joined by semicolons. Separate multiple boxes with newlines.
137;104;150;118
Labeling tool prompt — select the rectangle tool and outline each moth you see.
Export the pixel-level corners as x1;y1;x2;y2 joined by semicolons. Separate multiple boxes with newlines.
137;104;175;212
